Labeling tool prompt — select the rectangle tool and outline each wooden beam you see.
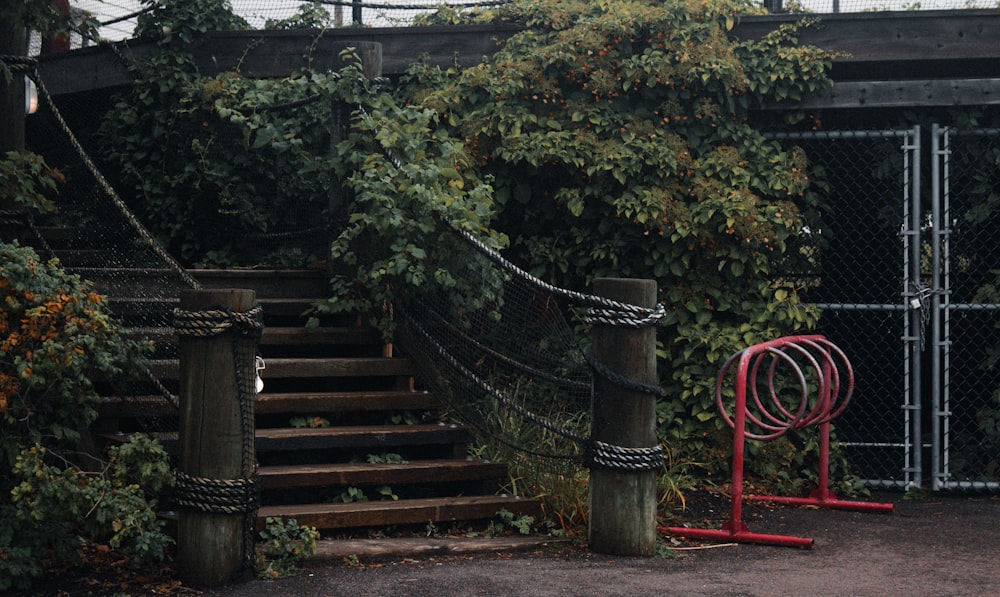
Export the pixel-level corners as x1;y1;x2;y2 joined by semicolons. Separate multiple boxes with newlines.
33;13;1000;110
770;78;1000;110
735;10;1000;67
37;34;382;96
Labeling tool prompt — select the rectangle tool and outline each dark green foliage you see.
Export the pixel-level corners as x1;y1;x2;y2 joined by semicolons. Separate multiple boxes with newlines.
1;155;170;591
398;0;836;479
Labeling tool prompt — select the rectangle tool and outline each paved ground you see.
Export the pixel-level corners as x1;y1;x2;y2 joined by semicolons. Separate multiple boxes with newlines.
202;492;1000;597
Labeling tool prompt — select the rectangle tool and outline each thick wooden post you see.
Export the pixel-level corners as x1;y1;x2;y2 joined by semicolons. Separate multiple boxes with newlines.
176;289;258;587
589;278;658;556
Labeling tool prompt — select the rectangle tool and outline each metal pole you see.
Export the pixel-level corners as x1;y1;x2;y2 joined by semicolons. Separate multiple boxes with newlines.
930;124;943;491
909;125;923;489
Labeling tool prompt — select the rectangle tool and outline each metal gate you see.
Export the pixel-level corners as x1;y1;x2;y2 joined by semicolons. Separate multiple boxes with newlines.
931;125;1000;490
767;125;1000;491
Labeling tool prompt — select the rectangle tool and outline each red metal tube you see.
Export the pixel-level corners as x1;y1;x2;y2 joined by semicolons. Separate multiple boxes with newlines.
664;335;893;549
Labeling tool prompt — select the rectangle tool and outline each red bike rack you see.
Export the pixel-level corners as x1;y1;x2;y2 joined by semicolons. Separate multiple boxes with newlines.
666;335;893;548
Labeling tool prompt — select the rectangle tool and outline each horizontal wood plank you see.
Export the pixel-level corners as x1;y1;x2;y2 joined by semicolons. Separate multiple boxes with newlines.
257;495;541;530
148;357;415;379
98;389;438;417
258;459;507;489
255;390;438;413
255;424;472;451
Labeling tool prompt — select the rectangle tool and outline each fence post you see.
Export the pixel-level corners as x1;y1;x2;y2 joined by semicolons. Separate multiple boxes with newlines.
589;277;658;556
175;289;260;587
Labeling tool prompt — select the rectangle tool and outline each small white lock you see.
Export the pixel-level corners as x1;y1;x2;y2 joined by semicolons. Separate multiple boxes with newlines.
255;356;265;393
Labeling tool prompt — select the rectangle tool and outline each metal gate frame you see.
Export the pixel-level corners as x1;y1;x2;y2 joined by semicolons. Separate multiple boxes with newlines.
930;125;1000;491
768;126;923;490
768;125;1000;492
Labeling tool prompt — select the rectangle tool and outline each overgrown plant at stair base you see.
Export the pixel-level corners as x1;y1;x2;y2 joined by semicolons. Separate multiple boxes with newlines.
0;156;173;592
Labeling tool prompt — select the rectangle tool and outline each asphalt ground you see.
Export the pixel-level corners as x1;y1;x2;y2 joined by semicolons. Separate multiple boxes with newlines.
202;491;1000;597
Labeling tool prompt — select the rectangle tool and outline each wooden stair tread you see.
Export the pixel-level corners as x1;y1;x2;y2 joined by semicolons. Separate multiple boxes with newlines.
125;326;383;346
148;356;415;378
255;423;472;451
102;424;471;450
258;459;508;489
256;390;438;413
262;326;382;345
97;390;438;417
257;495;541;530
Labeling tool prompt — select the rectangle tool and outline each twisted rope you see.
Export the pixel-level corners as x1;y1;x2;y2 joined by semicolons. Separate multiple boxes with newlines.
173;304;265;340
585;347;666;397
174;472;260;515
590;441;665;471
1;54;37;74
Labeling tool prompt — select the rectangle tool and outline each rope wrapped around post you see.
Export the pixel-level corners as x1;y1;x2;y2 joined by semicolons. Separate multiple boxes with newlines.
585;296;666;472
174;472;259;515
173;295;263;586
173;304;264;340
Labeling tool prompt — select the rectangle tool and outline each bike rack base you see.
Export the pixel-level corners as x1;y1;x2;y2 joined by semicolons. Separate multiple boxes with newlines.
665;524;814;548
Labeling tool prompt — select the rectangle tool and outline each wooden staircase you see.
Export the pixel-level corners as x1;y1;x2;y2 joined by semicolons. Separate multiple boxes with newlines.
4;217;540;534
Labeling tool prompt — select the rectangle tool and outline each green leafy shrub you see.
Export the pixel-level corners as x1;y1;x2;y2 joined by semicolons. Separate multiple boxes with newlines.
0;235;170;591
0;150;63;213
398;0;835;480
256;517;319;580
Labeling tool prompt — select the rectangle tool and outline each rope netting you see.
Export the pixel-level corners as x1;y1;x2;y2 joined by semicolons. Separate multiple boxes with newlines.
5;52;199;434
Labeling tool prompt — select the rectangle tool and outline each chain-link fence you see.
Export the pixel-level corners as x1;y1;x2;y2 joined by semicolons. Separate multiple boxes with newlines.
26;0;1000;49
932;126;1000;490
765;126;1000;491
768;128;923;489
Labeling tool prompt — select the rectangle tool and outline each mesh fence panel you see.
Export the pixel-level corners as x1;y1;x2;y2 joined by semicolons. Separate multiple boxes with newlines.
935;127;1000;489
769;129;919;488
18;67;201;435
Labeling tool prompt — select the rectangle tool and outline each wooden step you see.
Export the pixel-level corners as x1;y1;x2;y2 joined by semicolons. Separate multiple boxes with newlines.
258;459;508;490
257;495;541;530
71;268;328;297
125;326;382;348
255;424;472;452
147;357;415;379
107;295;314;311
190;268;328;297
256;390;438;413
97;390;437;418
101;424;472;453
97;395;176;418
261;326;382;346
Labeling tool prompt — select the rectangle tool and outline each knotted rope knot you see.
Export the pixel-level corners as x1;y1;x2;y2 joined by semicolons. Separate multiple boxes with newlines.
589;440;665;471
172;304;264;340
174;471;260;515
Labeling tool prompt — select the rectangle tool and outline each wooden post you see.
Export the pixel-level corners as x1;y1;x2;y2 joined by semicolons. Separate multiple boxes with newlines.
589;278;658;556
176;289;258;587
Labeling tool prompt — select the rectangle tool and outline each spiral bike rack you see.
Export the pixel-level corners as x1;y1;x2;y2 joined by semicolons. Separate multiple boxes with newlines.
666;335;893;548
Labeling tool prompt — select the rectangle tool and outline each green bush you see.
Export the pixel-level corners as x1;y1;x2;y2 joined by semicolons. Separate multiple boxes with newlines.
395;0;833;481
0;174;170;589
